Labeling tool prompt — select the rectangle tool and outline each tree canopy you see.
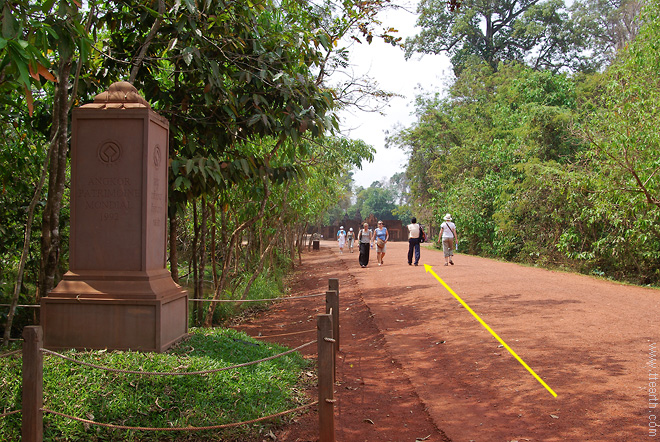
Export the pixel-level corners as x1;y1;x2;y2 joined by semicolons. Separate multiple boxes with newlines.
404;0;642;74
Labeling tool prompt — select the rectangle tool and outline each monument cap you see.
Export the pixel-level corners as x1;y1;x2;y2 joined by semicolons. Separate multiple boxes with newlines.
82;81;150;109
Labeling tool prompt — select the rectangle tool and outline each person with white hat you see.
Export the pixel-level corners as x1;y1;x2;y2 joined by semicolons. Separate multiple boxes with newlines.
337;226;346;254
347;227;355;253
438;214;458;266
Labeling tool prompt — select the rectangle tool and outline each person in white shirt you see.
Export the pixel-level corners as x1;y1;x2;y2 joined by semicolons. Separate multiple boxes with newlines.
439;213;459;266
407;217;423;266
337;226;346;254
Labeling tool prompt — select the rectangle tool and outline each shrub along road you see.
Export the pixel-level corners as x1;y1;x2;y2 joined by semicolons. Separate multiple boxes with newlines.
236;241;658;441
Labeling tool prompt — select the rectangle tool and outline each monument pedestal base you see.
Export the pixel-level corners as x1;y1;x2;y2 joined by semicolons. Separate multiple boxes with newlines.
41;270;188;353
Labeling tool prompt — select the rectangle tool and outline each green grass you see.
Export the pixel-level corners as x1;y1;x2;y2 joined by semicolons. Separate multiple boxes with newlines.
0;328;314;441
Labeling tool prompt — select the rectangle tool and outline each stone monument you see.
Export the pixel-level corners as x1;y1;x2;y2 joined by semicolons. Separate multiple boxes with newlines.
41;82;188;352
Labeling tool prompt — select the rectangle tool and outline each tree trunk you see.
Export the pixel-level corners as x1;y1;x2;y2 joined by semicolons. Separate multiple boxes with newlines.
203;177;270;326
191;200;200;326
210;202;218;293
196;197;208;326
244;225;253;272
240;237;277;300
234;220;241;275
289;227;296;267
129;0;165;83
297;223;307;265
38;56;72;301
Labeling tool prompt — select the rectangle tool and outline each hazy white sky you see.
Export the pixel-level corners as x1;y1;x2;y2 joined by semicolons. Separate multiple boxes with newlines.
339;1;453;188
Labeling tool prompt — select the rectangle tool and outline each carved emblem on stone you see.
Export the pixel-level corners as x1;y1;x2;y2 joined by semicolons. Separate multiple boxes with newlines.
153;145;161;168
98;141;122;165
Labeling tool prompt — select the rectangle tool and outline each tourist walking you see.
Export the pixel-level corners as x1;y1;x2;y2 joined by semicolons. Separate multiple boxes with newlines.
374;220;389;266
407;217;423;266
347;228;355;253
439;214;458;266
337;226;346;254
358;223;373;268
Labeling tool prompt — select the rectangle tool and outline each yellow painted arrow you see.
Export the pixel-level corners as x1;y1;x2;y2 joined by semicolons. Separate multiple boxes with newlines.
424;264;557;398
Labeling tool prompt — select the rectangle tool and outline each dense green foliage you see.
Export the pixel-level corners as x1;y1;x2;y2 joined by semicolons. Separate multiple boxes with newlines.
391;0;660;285
352;185;397;221
0;328;311;441
0;105;45;285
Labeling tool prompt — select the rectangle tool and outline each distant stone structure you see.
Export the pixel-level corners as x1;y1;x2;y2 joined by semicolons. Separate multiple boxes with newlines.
41;82;188;353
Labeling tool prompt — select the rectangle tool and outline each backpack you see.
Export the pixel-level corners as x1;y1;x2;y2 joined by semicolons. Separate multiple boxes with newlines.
419;225;426;243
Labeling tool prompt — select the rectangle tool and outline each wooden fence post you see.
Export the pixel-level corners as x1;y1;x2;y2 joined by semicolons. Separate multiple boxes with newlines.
325;290;339;354
22;326;43;442
328;278;339;295
317;313;335;442
327;278;339;350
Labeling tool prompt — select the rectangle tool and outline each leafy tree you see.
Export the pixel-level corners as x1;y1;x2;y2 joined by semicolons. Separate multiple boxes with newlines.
0;101;47;344
579;0;660;212
1;0;90;345
324;170;356;225
387;171;410;205
391;60;584;254
570;0;643;68
354;185;397;220
312;0;403;112
405;0;581;73
404;0;642;74
200;135;373;326
567;0;660;282
0;1;62;113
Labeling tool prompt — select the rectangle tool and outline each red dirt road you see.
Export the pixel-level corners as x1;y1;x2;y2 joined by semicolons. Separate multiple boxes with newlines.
236;241;659;441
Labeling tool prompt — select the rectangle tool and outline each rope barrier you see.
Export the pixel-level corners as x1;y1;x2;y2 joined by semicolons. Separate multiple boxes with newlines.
40;340;316;376
0;410;21;418
69;293;325;303
0;349;22;358
41;401;318;432
188;292;325;303
252;329;316;339
0;304;39;308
